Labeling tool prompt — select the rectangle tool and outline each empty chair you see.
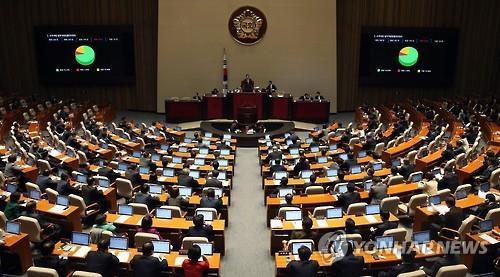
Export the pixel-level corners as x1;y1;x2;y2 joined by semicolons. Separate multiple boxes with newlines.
27;266;58;277
134;232;160;248
45;188;58;204
387;175;405;186
72;271;103;277
383;228;407;243
439;215;476;241
18;216;44;243
489;168;500;188
387;139;396;148
129;203;150;215
312;206;335;218
380;196;400;215
37;159;52;173
182;236;208;250
159;205;183;218
136;137;146;150
277;207;301;219
397;270;426;277
455;184;471;195
406;150;417;165
485;207;500;226
347;203;367;215
454;153;466;168
436;189;451;201
444;159;456;170
305;186;324;195
26;182;41;193
348;137;360;148
374;142;385;156
116;178;136;199
435;264;468;277
69;194;100;222
77;151;88;164
398;193;428;217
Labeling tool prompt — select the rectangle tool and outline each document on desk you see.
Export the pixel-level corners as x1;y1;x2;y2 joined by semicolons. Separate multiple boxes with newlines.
273;180;280;186
114;215;131;224
222;180;230;187
48;205;67;214
479;234;499;244
364;215;378;224
427;205;449;214
116;251;130;263
175;256;188;266
328;177;338;182
167;163;176;168
73;246;91;258
316;219;328;228
292;221;302;229
197;154;207;158
418;245;434;255
270;219;283;229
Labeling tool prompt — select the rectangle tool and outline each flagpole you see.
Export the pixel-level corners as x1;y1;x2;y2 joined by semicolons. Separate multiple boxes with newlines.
223;48;228;93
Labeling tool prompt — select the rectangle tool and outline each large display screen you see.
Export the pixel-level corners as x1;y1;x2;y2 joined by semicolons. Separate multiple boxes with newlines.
359;27;458;87
35;26;135;85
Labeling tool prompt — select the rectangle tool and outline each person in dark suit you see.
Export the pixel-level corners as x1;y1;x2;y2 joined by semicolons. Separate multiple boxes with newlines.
265;80;277;93
85;239;120;277
398;159;414;180
331;241;365;277
200;188;222;212
34;241;68;277
299;93;312;101
205;171;223;188
338;182;361;210
293;157;309;177
441;144;454;161
475;193;500;219
437;167;459;192
36;170;56;192
166;187;188;210
134;184;159;210
266;146;283;162
270;159;286;175
369;177;387;204
370;210;398;239
56;173;79;196
186;214;213;240
423;253;460;277
130;242;169;277
344;218;360;235
178;168;199;188
240;74;254;92
314;91;325;101
286;246;319;277
125;164;141;186
97;161;120;182
291;217;319;242
431;197;464;239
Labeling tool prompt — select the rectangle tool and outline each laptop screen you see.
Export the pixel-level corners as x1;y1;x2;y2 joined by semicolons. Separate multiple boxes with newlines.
217;159;229;167
172;157;183;164
29;190;41;200
161;144;169;151
156;208;172;219
193;242;213;255
109;237;129;250
163;168;175;177
391;159;401;167
410;172;423;183
132;151;141;158
285;210;302;221
220;149;230;156
199;148;209;155
480;182;490;192
479;220;493;233
286;140;292;146
429;195;441;205
291;242;313;255
118;204;133;215
98;179;110;188
329;144;337;150
151;154;160;162
358;151;367;158
204;132;212;138
289;148;299;155
326;207;343;219
148;184;162;194
179;187;192;197
337;185;348;194
376;236;394;249
455;189;467;200
351;165;362;174
317;156;328;164
339;154;348;161
6;222;21;235
305;138;313;144
413;231;431;245
326;169;338;177
76;174;87;184
364;180;373;191
194;159;205;166
189;170;200;179
301;170;313;179
118;163;127;171
310;146;319;153
365;204;380;215
72;232;90;246
217;171;227;180
6;183;17;193
184;138;192;143
196;210;214;221
279;188;294;198
152;240;171;254
56;195;69;207
373;163;383;171
139;167;149;174
178;147;188;153
223;134;231;140
275;171;287;180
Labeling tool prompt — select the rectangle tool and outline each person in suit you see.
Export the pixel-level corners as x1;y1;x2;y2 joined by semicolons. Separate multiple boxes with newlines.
270;159;286;174
36;170;56;192
267;146;283;162
299;93;312;101
34;241;68;277
240;74;254;92
178;168;199;188
344;218;360;234
314;91;325;101
423;253;460;277
166;187;188;210
130;242;169;277
293;157;309;177
205;171;223;188
265;80;277;93
133;184;159;210
4;155;22;178
475;193;500;219
437;167;459;192
441;144;455;161
85;239;120;277
97;161;120;182
338;182;361;210
370;210;398;239
398;159;415;180
286;246;319;277
331;241;365;277
200;188;222;212
56;173;79;196
273;177;292;196
186;214;213;240
379;247;419;277
182;245;209;277
369;177;387;204
125;164;141;186
291;217;319;241
430;197;464;239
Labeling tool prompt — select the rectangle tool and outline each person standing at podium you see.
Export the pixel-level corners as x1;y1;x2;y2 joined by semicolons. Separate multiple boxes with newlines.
265;80;277;93
240;74;254;92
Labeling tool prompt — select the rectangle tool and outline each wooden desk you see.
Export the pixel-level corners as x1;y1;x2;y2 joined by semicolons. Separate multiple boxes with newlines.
415;149;443;172
413;194;485;231
382;125;429;163
48;150;79;170
1;233;33;273
457;155;485;184
36;199;82;232
266;194;337;224
110;134;141;151
463;227;500;270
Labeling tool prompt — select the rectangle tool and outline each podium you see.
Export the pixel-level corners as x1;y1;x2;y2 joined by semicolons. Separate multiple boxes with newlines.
232;92;265;119
204;94;225;119
270;95;292;119
292;101;330;123
164;99;203;122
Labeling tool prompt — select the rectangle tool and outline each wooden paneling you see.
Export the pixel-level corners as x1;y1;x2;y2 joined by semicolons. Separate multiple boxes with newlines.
337;0;500;111
0;0;158;111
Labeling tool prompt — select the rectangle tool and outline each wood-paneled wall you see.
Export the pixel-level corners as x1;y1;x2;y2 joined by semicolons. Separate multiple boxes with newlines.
0;0;158;111
337;0;500;112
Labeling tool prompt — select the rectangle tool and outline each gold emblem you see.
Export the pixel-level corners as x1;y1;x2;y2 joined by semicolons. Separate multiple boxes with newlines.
228;6;267;45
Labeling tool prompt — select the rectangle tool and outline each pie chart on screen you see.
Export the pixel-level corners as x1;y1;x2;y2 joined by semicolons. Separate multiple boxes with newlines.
75;45;95;66
398;46;418;67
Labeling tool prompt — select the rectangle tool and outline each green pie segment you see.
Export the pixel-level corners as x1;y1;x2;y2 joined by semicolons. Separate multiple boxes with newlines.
398;46;418;67
75;45;95;66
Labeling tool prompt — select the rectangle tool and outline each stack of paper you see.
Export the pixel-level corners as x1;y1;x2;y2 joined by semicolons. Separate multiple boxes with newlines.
365;215;378;223
114;215;130;224
316;219;328;228
292;221;302;229
48;205;67;213
270;219;283;229
73;246;91;258
116;251;130;263
175;256;187;266
479;234;499;244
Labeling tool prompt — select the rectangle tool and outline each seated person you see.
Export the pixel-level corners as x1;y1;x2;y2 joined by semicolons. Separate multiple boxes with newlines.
270;159;286;174
4;155;22;178
130;242;169;277
291;217;319;241
293;157;309;177
398;159;414;180
182;245;209;277
273;177;292;196
34;241;68;277
286;246;319;277
134;185;160;210
419;172;438;195
205;171;223;188
200;188;223;212
178;168;199;188
475;193;500;219
4;191;21;220
331;241;365;277
166;187;188;210
430;197;464;239
437;167;459;192
22;201;61;236
125;164;142;186
137;215;162;239
56;173;79;196
299;93;313;101
85;239;120;277
344;218;359;235
379;246;419;277
423;252;460;277
314;91;325;101
369;177;387;204
370;210;398;240
186;214;213;240
338;182;361;210
279;193;299;211
36;170;57;192
92;213;117;233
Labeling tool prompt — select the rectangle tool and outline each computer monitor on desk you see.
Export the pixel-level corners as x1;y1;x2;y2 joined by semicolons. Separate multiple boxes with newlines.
285;210;302;221
412;231;431;245
479;220;493;233
193;242;213;256
326;207;343;219
375;236;394;250
291;241;313;255
118;204;133;216
72;232;90;246
152;240;171;254
110;237;129;251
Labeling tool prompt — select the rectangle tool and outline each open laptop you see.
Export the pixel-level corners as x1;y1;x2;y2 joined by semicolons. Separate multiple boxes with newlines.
6;183;17;194
337;184;348;194
479;220;493;233
172;156;183;164
289;148;299;155
29;190;41;200
326;169;338;177
160;144;169;151
189;170;200;179
301;170;313;180
391;159;401;167
310;146;319;153
274;171;288;180
151;153;161;162
285;210;302;221
350;165;362;174
132;151;141;158
375;235;394;250
76;174;88;184
428;195;441;206
358;150;367;158
217;159;229;167
72;232;90;246
220;149;230;156
365;204;380;215
152;240;171;255
455;188;468;200
109;237;129;251
364;180;373;191
373;162;383;171
305;138;313;144
409;172;423;183
412;230;432;253
118;204;133;216
6;222;21;235
56;195;69;207
156;208;172;219
148;184;162;195
317;156;328;164
326;207;343;219
279;188;294;198
118;163;128;172
178;147;188;153
179;187;192;197
339;154;348;161
196;210;214;222
194;158;205;166
199;148;209;155
98;178;110;188
193;242;213;256
163;168;175;177
139;166;149;174
329;144;337;151
217;171;227;181
291;241;313;255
